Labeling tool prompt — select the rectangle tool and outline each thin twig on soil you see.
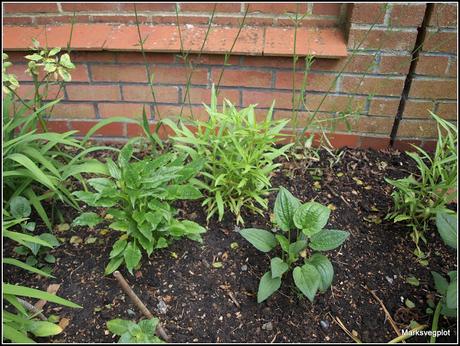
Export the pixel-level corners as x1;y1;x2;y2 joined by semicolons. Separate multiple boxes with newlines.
113;271;171;342
17;298;47;320
363;284;404;342
324;184;353;208
270;331;280;343
328;313;362;343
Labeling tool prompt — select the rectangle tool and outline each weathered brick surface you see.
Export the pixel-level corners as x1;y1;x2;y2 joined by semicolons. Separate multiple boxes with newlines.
3;2;457;148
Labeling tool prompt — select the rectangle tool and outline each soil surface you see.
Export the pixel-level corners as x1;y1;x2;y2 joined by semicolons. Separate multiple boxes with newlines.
4;146;457;343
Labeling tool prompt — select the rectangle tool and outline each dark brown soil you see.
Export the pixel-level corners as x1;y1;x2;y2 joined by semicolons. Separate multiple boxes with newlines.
3;147;457;343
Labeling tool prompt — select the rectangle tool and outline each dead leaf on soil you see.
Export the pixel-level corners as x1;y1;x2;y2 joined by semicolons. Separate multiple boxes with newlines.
58;317;70;330
35;283;61;310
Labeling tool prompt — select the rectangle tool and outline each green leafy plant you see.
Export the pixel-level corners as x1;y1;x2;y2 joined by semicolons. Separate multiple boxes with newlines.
7;196;59;273
3;207;81;343
72;142;206;275
240;187;349;303
107;318;164;343
385;112;457;262
164;86;293;224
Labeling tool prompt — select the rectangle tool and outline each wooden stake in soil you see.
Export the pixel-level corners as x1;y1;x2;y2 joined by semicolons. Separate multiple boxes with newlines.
113;271;171;342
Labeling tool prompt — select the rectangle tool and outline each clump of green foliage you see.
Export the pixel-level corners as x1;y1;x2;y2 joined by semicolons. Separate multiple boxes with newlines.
240;187;349;303
385;112;457;263
107;318;164;343
73;142;207;275
164;86;292;224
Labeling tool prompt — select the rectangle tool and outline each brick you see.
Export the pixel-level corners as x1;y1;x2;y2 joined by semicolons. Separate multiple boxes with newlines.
409;79;457;99
72;51;117;63
203;27;264;55
276;71;337;91
90;15;150;24
91;65;148;82
368;98;399;116
98;103;152;119
186;87;240;105
119;3;176;11
393;139;423;152
151;15;210;25
341;76;405;97
178;54;240;66
397;119;439;138
242;90;297;109
246;3;307;14
3;16;34;25
447;57;457;77
304;94;367;114
66;85;121;101
8;64;31;82
379;55;412;75
117;52;174;64
179;3;241;12
211;69;272;88
126;122;157;137
122;85;179;103
264;27;347;58
68;64;90;82
389;4;426;27
155;105;208;121
313;54;377;73
429;3;457;28
4;3;59;13
70;121;125;137
415;55;449;76
404;100;436;118
324;133;360;148
155;66;208;85
42;120;69;133
35;15;91;25
61;3;119;12
360;136;390;149
350;3;387;24
348;28;417;51
312;4;342;16
436;102;457;120
277;18;339;27
51;103;96;119
214;16;274;27
423;31;457;54
16;84;64;101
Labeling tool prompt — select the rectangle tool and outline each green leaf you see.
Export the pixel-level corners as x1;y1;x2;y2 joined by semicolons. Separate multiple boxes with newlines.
155;237;168;249
87;178;116;193
431;271;448;295
109;221;129;232
309;229;349;251
3;258;54;277
164;185;202;200
138;318;159;335
124;242;142;274
436;211;457;249
292;263;321;302
105;256;124;275
3;284;81;308
72;212;102;228
405;298;415;309
3;324;35;343
275;234;289;253
106;159;121;180
29;320;63;337
307;253;334;292
406;276;420;286
446;278;457;310
288;240;308;260
293;202;331;236
107;318;136;336
270;257;289;278
110;239;128;258
10;196;31;218
118;144;133;168
240;228;277;252
274;187;301;231
59;53;75;69
257;271;281;303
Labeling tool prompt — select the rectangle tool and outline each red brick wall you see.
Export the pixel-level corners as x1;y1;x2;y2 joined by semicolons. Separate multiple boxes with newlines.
3;2;458;149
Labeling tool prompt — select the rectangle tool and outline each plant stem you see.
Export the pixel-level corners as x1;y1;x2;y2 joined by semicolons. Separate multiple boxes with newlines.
430;300;443;343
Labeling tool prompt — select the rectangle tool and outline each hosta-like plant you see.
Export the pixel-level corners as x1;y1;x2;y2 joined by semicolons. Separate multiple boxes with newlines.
164;86;293;224
240;187;349;303
72;142;206;275
107;318;164;343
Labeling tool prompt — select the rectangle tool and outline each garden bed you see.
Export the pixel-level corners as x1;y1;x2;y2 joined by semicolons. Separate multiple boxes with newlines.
4;147;457;343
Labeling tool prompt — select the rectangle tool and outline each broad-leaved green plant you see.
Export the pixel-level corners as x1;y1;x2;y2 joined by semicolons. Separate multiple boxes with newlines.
107;318;164;343
240;187;349;303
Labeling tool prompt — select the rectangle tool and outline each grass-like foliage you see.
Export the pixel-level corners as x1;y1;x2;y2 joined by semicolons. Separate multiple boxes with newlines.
164;86;293;224
72;141;207;275
385;112;457;262
240;187;349;303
